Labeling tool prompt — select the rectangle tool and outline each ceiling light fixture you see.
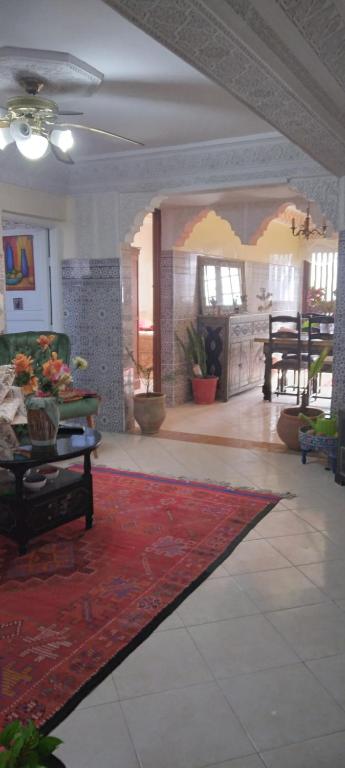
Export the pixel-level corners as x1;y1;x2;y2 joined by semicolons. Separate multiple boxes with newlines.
16;132;49;160
291;204;327;240
50;128;74;153
0;126;12;150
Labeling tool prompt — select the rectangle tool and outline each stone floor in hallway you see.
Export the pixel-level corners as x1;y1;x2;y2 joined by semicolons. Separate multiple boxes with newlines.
161;386;331;448
54;431;345;768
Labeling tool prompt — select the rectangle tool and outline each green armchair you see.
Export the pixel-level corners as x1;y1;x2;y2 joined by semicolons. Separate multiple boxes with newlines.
0;331;99;427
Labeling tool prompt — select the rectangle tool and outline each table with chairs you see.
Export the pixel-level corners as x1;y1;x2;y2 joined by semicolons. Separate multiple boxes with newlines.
255;313;334;403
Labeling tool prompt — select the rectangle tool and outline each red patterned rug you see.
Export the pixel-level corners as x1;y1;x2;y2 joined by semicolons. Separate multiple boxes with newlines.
0;467;281;732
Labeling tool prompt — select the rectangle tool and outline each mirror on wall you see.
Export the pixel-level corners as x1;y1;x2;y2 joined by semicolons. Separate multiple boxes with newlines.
198;256;246;315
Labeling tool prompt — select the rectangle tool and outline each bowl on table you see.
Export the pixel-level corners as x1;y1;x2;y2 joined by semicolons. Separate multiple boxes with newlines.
39;465;60;481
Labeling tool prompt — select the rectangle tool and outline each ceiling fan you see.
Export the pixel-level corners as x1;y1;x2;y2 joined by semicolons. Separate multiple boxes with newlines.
0;77;144;163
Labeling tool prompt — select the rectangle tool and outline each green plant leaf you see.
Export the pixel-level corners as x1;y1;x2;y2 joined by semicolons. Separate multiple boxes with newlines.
37;736;62;758
21;749;40;768
0;751;12;768
308;347;330;381
0;722;21;748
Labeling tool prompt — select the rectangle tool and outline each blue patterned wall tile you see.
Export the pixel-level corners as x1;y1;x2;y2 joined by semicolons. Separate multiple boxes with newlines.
62;258;124;432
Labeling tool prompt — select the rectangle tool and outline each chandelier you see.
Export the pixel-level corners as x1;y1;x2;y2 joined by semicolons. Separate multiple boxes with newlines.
291;205;327;240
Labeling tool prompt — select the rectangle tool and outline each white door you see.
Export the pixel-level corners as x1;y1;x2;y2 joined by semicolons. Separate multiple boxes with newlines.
4;228;52;333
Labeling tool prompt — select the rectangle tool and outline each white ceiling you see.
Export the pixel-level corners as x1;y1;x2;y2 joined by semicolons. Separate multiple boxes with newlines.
0;0;272;159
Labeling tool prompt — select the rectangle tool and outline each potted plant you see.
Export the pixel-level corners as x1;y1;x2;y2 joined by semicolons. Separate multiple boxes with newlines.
126;349;166;434
176;323;218;405
299;414;338;471
13;335;88;447
0;720;64;767
276;348;328;451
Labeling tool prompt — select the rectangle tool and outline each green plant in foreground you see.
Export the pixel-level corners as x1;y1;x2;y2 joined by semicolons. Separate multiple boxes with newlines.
175;323;207;377
126;348;154;395
0;720;62;768
300;346;330;412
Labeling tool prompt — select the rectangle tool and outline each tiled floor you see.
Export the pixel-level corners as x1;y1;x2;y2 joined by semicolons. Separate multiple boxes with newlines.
54;432;345;768
163;386;330;447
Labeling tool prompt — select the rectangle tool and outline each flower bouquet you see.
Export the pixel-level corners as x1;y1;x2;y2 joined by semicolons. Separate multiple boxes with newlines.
13;334;88;446
306;287;336;314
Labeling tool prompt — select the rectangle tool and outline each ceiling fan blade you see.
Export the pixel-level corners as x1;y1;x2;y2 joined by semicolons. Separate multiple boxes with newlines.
0;119;10;128
58;111;84;116
58;122;144;146
50;142;74;165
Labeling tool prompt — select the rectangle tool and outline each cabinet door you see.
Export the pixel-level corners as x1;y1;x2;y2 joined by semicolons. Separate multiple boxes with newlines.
250;341;265;383
228;342;242;394
239;340;251;387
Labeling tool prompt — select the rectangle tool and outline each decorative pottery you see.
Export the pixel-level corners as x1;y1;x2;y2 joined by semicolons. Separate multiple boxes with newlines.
192;376;218;405
134;392;166;434
299;425;338;472
277;406;324;451
26;396;60;446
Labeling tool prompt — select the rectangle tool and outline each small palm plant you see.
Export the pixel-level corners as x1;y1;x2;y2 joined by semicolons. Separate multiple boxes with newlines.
175;323;207;378
0;720;62;768
126;348;154;395
300;346;330;413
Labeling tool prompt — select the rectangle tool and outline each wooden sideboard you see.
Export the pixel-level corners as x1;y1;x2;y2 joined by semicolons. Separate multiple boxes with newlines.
198;313;269;401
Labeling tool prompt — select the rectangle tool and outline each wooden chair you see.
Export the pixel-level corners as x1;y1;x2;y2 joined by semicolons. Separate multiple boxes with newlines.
307;314;334;401
269;313;307;403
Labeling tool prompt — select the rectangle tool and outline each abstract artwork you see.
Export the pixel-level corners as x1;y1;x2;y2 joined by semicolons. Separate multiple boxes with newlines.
3;234;35;290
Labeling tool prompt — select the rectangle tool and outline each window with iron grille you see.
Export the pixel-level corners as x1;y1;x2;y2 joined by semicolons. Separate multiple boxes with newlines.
310;251;338;300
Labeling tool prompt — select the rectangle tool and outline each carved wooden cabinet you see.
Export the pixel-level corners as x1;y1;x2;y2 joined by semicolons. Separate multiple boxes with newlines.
199;313;269;400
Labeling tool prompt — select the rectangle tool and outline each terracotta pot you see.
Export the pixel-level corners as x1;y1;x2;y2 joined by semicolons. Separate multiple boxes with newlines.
192;377;218;405
134;392;166;434
277;406;324;451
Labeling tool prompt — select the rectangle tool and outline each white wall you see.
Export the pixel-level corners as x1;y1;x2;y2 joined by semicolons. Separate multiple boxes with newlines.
4;228;51;333
0;183;74;333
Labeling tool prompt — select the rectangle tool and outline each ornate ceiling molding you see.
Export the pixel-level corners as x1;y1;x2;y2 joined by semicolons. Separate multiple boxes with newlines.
162;199;305;250
70;135;326;195
104;0;345;175
288;176;339;229
119;191;162;243
275;1;345;93
0;47;103;97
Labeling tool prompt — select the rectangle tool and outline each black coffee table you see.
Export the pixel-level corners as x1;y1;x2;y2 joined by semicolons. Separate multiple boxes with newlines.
0;426;101;555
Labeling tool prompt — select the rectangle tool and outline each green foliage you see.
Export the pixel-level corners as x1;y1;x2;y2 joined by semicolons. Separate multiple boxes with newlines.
0;720;62;768
126;348;153;395
308;346;330;382
175;324;207;378
299;413;337;436
300;347;330;413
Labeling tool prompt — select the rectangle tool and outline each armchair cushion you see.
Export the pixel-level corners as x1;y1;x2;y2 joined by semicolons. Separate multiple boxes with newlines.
0;331;71;366
59;397;99;420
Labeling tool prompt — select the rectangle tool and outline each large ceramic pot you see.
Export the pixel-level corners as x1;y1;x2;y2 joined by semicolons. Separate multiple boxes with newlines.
134;392;166;434
26;395;60;447
192;377;218;405
277;406;324;451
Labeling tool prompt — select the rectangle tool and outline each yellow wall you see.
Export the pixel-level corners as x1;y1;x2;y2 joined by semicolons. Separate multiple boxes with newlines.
179;210;337;265
132;212;153;326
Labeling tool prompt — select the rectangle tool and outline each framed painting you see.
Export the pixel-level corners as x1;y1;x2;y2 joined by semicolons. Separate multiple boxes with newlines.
3;234;36;291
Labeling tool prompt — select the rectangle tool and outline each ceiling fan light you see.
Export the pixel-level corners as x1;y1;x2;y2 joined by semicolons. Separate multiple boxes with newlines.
50;128;74;153
0;127;13;150
16;133;49;160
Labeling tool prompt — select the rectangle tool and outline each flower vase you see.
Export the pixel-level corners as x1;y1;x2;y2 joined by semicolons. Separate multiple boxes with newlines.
26;395;60;446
